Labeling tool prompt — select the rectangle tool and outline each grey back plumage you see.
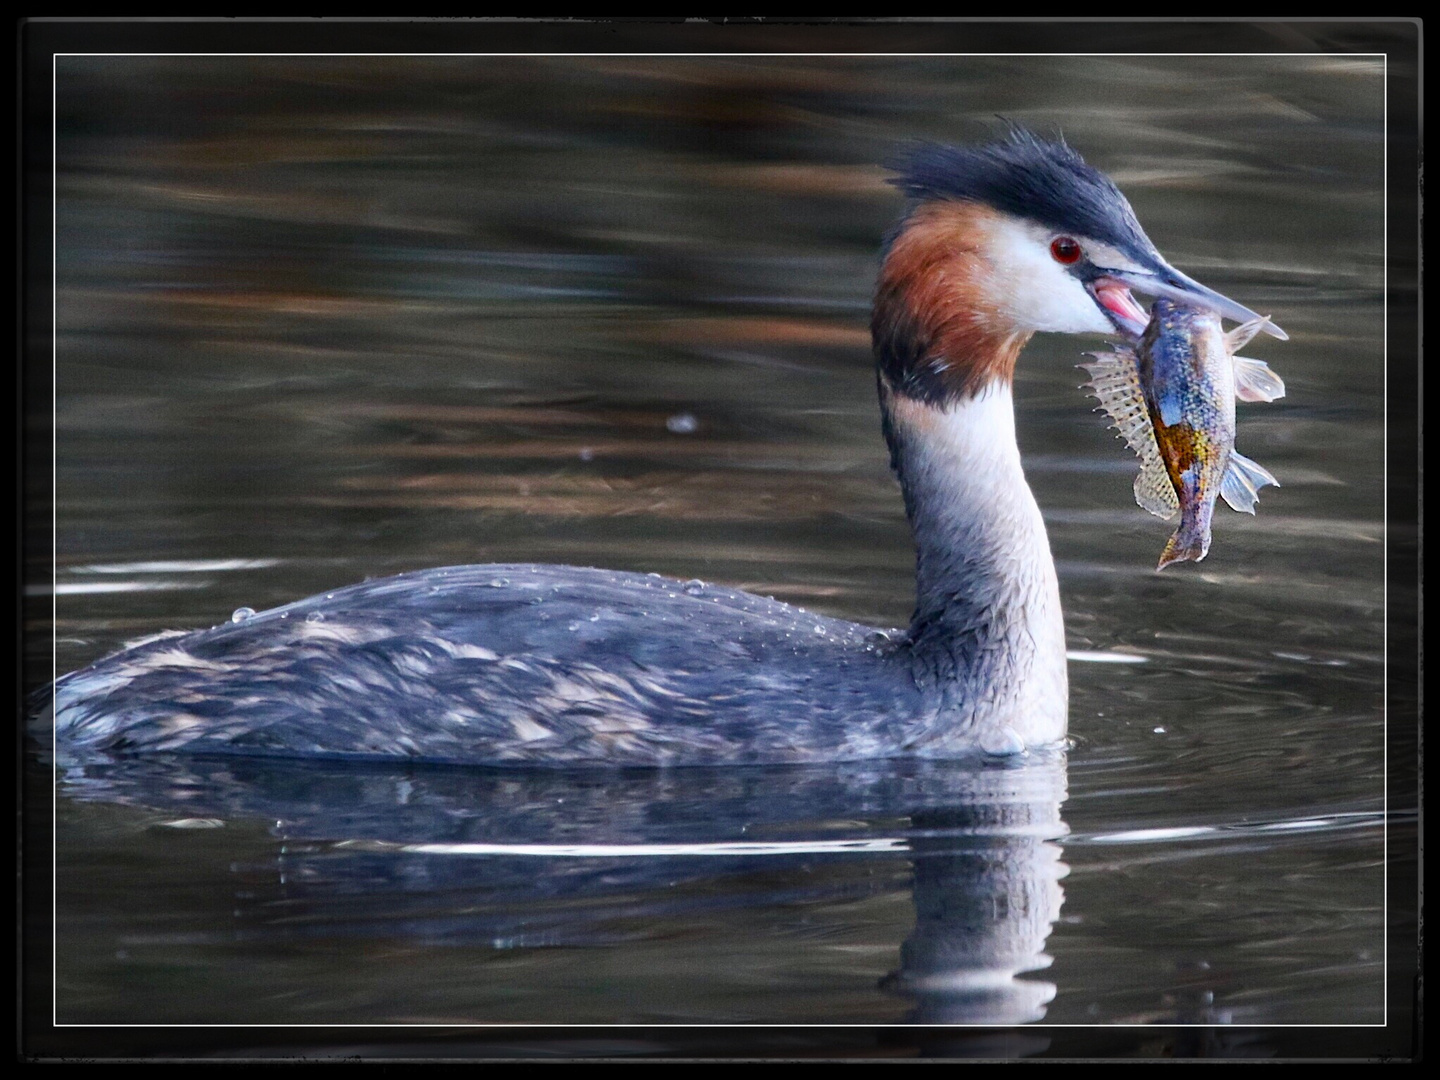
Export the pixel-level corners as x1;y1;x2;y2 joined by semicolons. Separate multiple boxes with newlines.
50;565;931;767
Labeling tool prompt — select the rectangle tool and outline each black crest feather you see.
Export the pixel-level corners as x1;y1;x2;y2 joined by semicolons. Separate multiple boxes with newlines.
889;127;1157;258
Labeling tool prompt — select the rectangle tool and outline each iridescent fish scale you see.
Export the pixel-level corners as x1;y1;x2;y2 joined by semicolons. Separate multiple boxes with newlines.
1140;303;1236;567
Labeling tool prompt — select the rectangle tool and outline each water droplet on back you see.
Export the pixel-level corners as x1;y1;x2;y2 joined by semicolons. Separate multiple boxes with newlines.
230;607;255;624
306;611;325;625
683;579;705;596
489;577;510;588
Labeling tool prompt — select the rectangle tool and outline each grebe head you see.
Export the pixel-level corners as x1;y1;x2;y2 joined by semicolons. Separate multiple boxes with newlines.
875;129;1284;404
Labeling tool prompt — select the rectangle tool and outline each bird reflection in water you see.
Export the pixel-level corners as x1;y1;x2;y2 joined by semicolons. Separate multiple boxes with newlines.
57;749;1067;1026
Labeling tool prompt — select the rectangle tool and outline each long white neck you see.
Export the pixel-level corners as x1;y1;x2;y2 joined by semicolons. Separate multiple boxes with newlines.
882;379;1068;750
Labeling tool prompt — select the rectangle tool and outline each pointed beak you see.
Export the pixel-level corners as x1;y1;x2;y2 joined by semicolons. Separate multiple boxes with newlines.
1109;260;1287;341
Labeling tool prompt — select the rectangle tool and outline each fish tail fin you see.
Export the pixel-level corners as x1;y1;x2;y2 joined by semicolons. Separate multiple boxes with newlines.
1157;519;1212;570
1221;451;1280;514
1157;497;1215;570
1233;355;1286;402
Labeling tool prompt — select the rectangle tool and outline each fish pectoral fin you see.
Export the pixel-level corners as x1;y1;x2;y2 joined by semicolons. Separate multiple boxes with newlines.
1221;451;1280;515
1233;355;1287;402
1225;316;1269;355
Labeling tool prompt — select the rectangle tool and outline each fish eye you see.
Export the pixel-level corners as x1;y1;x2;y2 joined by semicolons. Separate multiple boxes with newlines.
1050;236;1082;265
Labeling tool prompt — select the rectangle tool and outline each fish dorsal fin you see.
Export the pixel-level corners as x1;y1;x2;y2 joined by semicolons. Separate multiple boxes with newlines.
1220;450;1280;514
1225;316;1268;354
1080;350;1179;521
1233;355;1286;402
1133;454;1181;520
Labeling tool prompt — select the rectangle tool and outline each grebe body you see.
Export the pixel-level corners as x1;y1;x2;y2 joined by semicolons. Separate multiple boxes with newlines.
54;560;1054;766
49;130;1281;767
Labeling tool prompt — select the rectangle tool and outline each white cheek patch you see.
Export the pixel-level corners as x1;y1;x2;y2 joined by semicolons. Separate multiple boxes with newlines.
981;218;1113;335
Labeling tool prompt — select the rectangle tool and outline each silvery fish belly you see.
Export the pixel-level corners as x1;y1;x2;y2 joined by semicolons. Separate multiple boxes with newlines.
1081;298;1283;570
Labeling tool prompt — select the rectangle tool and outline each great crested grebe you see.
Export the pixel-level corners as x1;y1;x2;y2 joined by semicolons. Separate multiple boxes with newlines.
50;129;1283;767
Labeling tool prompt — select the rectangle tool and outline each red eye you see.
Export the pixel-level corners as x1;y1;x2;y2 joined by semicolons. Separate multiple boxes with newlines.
1050;236;1082;264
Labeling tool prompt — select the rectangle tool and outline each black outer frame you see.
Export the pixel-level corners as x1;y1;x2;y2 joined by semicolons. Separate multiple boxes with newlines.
18;17;1421;1062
